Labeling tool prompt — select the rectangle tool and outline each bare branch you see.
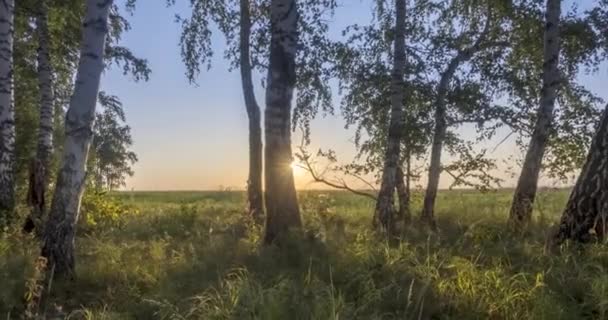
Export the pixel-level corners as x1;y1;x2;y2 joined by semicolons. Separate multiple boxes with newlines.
492;131;515;153
296;145;377;200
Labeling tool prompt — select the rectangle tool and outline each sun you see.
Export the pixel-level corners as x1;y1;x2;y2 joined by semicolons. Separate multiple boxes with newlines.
290;160;305;177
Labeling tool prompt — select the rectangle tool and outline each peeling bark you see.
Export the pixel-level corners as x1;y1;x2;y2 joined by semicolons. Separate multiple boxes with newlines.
263;0;301;243
374;0;406;233
510;0;561;226
240;0;264;221
42;0;113;278
0;0;15;222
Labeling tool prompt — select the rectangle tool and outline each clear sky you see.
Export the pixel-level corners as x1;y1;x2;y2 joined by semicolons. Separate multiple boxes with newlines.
103;0;607;191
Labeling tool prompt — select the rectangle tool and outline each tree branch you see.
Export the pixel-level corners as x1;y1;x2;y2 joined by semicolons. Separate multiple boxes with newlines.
296;145;377;200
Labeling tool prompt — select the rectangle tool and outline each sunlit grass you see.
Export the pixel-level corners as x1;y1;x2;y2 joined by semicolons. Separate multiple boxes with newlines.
3;189;606;319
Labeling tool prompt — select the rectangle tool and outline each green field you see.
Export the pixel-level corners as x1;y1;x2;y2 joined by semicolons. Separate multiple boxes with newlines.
4;189;608;319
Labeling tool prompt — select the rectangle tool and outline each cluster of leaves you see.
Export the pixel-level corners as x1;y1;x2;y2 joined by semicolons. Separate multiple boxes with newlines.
79;190;140;231
308;0;608;194
478;0;608;180
171;0;337;140
12;1;145;202
88;92;138;191
324;0;511;190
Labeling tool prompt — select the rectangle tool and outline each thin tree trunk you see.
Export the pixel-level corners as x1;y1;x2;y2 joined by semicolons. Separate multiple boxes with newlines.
374;0;406;233
421;13;494;228
422;97;446;230
406;152;411;192
552;106;608;245
510;0;561;226
396;165;410;223
41;0;113;278
0;0;15;223
263;0;301;244
24;0;54;234
421;60;458;229
240;0;264;221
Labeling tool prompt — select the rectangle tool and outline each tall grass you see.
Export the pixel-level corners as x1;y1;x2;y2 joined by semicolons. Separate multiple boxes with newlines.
2;189;606;319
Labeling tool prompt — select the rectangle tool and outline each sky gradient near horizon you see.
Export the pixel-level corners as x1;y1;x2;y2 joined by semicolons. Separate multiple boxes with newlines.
103;0;607;191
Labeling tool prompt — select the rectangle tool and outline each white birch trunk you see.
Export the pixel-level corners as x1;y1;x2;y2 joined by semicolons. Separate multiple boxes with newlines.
36;0;54;171
374;0;406;233
25;0;55;234
510;0;561;226
42;0;113;277
0;0;15;221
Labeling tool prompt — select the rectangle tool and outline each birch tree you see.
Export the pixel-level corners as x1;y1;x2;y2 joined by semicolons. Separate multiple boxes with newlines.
24;0;54;234
0;0;15;224
89;92;138;191
421;4;507;228
374;0;406;233
263;0;301;243
551;104;608;245
509;0;562;226
329;0;506;230
42;0;113;277
174;0;335;222
239;0;263;220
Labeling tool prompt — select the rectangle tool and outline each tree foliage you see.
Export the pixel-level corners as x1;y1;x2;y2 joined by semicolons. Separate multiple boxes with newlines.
171;0;337;138
88;92;138;191
11;0;146;205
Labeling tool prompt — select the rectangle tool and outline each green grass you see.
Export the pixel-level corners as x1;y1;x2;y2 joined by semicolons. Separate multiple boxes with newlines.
3;189;608;319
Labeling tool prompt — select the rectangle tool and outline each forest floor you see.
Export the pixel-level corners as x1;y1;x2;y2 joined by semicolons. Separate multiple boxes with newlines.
3;189;608;319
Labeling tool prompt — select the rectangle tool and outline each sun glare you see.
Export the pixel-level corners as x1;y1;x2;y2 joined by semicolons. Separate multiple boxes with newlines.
290;161;304;177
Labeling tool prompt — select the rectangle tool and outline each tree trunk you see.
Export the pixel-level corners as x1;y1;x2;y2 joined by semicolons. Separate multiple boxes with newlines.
263;0;301;244
396;165;410;223
240;0;264;221
0;0;15;223
420;17;493;228
406;153;411;192
41;0;113;278
552;106;608;245
509;0;561;226
24;0;54;235
421;97;446;230
421;60;459;230
374;0;406;233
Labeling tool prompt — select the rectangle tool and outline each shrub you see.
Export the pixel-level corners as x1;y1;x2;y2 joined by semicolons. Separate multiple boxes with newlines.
79;190;140;232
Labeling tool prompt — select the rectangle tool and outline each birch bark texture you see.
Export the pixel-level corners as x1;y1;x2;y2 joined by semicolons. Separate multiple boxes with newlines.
0;0;15;221
42;0;113;277
509;0;561;226
374;0;406;233
240;0;264;221
263;0;301;243
25;0;55;234
552;106;608;245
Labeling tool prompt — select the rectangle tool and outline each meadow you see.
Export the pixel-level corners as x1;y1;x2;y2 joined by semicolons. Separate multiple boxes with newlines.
3;189;608;319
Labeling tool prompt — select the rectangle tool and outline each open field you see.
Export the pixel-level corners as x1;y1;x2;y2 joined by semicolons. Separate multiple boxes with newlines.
4;189;608;319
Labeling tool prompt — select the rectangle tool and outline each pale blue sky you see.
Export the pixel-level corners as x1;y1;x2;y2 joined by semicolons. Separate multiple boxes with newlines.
103;0;607;190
